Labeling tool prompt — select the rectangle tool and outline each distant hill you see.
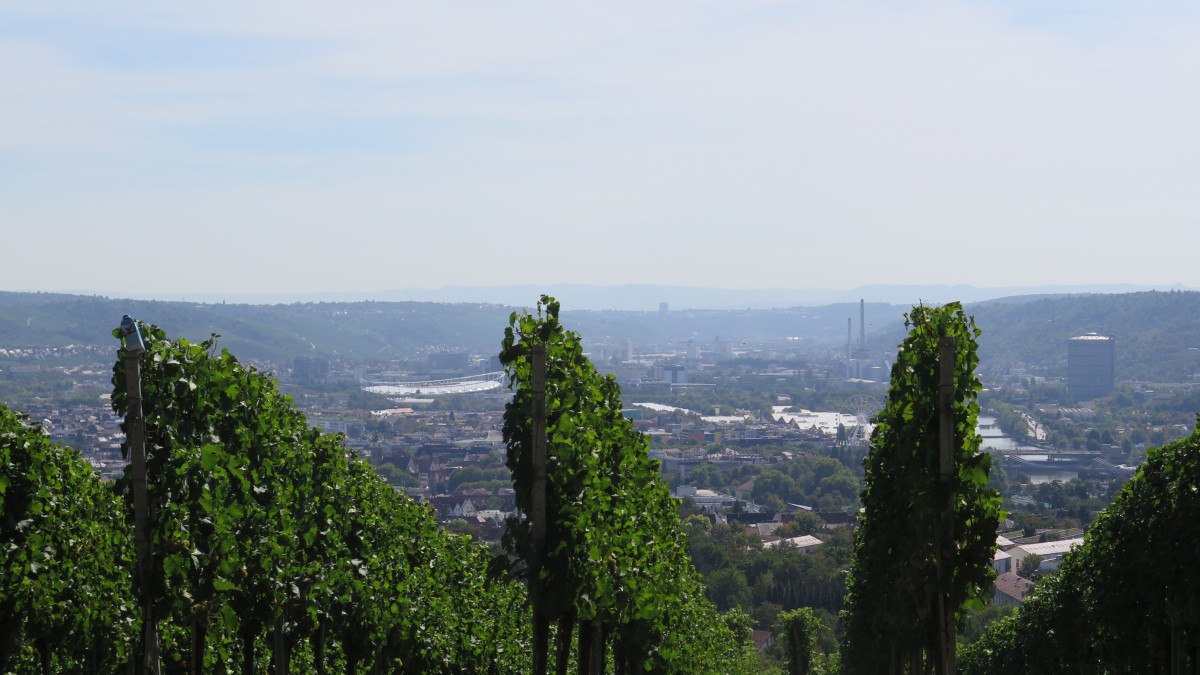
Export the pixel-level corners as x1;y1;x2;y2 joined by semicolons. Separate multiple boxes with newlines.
90;282;1192;311
967;291;1200;382
860;291;1200;383
0;291;904;363
3;290;1199;383
0;292;516;364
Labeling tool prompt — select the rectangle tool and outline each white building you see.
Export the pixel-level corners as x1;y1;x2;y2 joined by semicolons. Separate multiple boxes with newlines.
762;535;824;553
1009;538;1084;572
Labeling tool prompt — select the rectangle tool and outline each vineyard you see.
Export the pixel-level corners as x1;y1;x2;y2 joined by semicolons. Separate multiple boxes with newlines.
0;303;755;673
4;298;1200;674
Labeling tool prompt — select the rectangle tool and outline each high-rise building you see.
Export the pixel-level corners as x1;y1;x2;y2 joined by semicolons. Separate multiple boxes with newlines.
1067;333;1115;401
293;356;330;384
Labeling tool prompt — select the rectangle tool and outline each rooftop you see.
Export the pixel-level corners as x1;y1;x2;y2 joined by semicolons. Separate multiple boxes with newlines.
1015;538;1085;557
994;572;1035;602
762;534;824;550
1069;333;1113;341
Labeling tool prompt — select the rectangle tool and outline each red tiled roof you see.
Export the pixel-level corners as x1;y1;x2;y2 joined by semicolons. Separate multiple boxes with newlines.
994;572;1034;602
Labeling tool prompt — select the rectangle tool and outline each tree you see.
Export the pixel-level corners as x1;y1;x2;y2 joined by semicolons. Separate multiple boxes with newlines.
841;303;1003;674
777;510;825;538
707;568;752;612
1016;554;1043;579
816;472;858;503
752;469;798;505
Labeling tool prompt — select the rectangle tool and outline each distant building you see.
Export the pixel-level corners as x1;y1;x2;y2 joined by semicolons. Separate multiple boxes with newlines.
993;571;1035;606
1009;537;1085;572
1067;333;1115;400
751;630;775;653
993;549;1012;574
673;486;737;510
659;365;688;384
428;351;469;372
762;534;824;553
293;356;330;384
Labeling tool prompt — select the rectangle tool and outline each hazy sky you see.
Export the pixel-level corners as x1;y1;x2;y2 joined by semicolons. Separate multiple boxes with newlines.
3;2;1199;297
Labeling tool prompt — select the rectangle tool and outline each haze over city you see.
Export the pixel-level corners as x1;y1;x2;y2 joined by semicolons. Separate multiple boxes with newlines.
4;2;1199;299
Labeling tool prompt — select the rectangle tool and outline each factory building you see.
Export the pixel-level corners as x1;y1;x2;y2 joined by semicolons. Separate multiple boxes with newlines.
1067;333;1115;401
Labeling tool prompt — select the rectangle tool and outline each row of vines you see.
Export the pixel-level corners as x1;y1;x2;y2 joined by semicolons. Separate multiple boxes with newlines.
500;297;758;674
0;404;132;671
3;309;755;673
4;324;529;673
835;303;1200;673
841;303;1003;673
961;418;1200;673
9;298;1200;673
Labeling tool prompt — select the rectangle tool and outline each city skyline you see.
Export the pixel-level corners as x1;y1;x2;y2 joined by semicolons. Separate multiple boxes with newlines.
3;2;1199;296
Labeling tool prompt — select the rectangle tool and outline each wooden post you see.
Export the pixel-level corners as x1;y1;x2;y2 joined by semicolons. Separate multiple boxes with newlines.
530;344;549;675
936;335;956;675
121;316;160;674
587;620;604;675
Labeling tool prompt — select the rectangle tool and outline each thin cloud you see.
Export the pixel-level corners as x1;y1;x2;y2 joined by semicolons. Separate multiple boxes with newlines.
1;2;1198;294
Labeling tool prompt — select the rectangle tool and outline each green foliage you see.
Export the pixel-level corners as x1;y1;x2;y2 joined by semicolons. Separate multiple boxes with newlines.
501;296;753;673
1017;554;1043;579
707;568;752;612
373;459;419;487
446;465;510;492
841;303;1003;673
990;402;1030;443
777;510;825;538
99;322;531;673
779;607;822;675
683;513;853;655
962;418;1200;673
0;405;134;672
675;453;861;512
956;602;1014;645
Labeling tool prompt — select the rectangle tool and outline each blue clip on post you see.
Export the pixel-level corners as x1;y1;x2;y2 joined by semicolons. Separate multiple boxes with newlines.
120;315;146;353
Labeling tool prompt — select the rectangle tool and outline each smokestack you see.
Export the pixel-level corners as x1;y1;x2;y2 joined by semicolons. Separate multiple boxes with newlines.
859;299;866;350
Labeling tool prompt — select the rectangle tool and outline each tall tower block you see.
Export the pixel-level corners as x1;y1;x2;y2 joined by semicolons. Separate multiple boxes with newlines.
1067;333;1115;400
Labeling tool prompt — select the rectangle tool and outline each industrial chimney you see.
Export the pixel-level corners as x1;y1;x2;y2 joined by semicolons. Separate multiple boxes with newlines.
847;318;852;359
859;299;866;351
